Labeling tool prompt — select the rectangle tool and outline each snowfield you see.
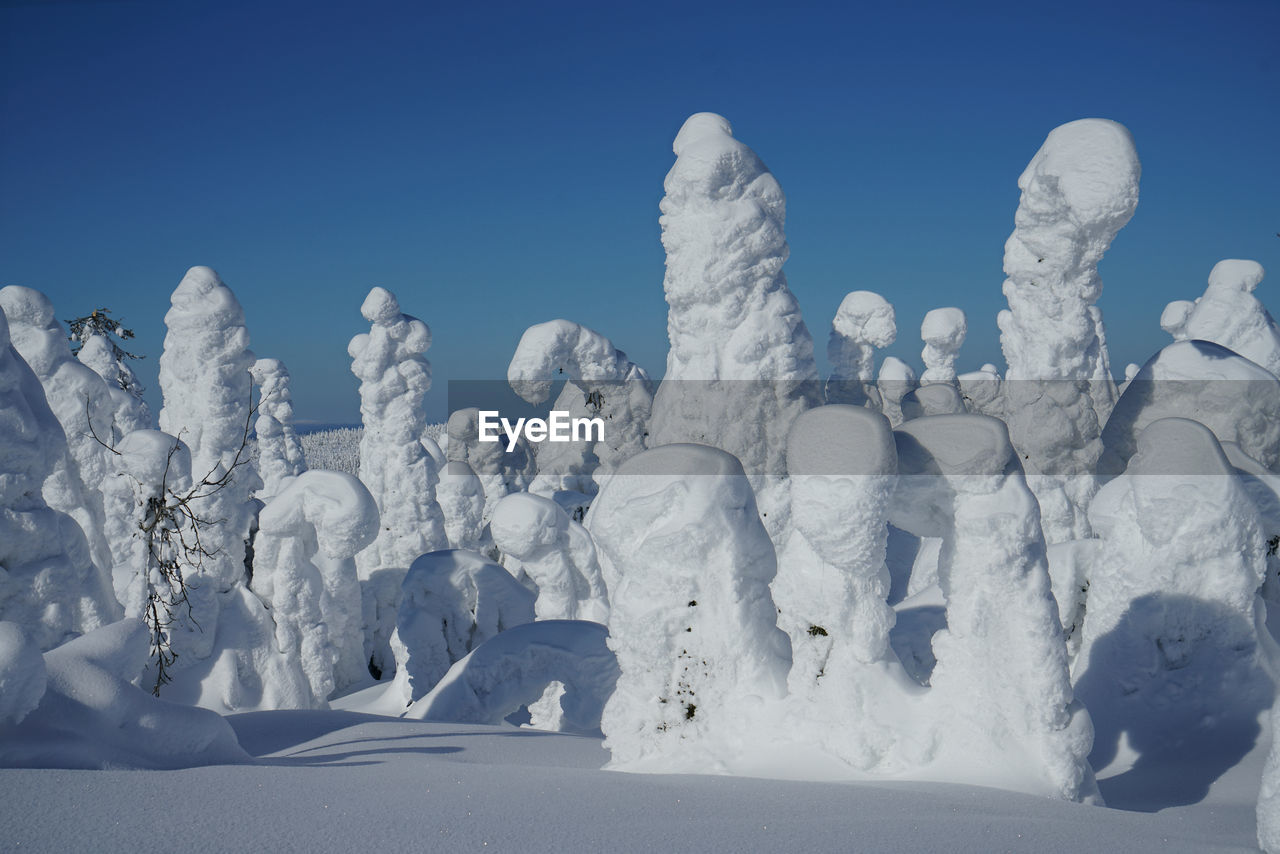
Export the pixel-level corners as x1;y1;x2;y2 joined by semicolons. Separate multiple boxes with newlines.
0;710;1264;853
3;111;1279;852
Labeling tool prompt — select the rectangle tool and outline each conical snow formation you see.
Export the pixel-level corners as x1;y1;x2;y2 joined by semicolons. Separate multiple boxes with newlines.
891;414;1094;801
0;286;120;620
76;329;150;437
251;470;379;701
508;319;652;493
588;443;791;771
919;307;967;386
1163;260;1280;379
647;113;819;542
997;119;1140;542
249;357;307;501
348;286;448;675
826;291;896;407
0;310;113;649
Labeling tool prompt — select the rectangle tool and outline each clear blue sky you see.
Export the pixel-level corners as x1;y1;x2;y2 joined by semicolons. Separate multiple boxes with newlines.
2;0;1277;424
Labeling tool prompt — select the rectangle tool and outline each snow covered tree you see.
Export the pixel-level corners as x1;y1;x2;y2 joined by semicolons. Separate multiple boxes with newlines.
891;414;1095;801
919;307;966;386
0;286;120;615
248;357;307;501
507;319;653;494
588;443;792;771
348;286;447;676
251;470;379;701
0;308;116;649
997;118;1140;542
647;112;819;543
1160;260;1280;378
876;356;917;427
70;308;150;437
826;291;896;408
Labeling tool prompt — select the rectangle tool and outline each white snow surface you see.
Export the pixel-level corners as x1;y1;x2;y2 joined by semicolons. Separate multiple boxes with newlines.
75;331;151;437
0;622;46;725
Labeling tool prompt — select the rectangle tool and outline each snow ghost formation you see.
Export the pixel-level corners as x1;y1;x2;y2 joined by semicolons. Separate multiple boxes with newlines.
588;443;792;772
348;286;448;675
876;356;917;427
826;291;896;407
647;112;818;542
75;321;150;438
1099;339;1280;476
0;308;115;650
100;430;192;619
507;319;653;494
251;471;380;702
391;549;536;705
997;119;1140;543
249;357;307;501
445;407;535;523
435;458;488;552
1162;260;1280;378
0;286;119;615
891;415;1094;801
775;405;897;689
157;266;263;660
919;307;967;386
1078;418;1273;784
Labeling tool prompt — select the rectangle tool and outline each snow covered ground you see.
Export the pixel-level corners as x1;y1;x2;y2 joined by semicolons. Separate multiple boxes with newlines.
0;709;1263;853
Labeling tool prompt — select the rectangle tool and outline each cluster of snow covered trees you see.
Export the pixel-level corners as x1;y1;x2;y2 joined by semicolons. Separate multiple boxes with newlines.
2;111;1279;845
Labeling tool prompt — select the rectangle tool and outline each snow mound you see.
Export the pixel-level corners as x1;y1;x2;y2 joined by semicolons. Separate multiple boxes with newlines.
391;550;536;704
0;622;46;725
588;443;791;771
404;619;618;735
1099;339;1280;476
0;619;248;769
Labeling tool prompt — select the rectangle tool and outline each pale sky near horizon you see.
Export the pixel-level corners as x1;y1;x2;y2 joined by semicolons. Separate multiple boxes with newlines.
2;0;1277;423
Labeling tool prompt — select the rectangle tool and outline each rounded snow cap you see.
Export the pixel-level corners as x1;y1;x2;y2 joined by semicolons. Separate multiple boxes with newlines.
116;429;193;489
1019;118;1140;223
1207;259;1265;294
491;492;567;558
1160;300;1194;336
673;112;734;156
1128;417;1231;477
833;291;896;348
361;286;402;324
787;405;896;476
921;307;967;349
0;285;55;328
